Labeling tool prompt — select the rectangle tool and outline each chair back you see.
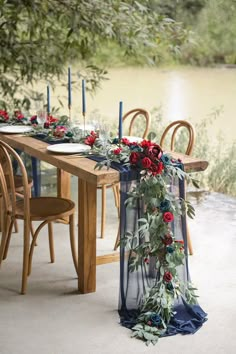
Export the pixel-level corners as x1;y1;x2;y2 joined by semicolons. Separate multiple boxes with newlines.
0;140;30;221
122;108;151;139
160;120;195;155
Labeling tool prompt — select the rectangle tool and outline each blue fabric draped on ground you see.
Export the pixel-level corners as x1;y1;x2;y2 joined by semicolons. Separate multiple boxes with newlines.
90;155;207;338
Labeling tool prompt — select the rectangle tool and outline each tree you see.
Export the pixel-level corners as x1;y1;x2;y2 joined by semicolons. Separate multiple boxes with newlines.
0;0;188;111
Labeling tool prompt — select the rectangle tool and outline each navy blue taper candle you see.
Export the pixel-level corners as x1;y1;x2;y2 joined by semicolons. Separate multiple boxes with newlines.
118;101;123;140
82;79;86;115
68;67;72;108
47;84;50;115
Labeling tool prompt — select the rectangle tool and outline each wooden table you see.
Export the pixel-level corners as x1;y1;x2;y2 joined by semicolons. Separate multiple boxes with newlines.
0;133;208;294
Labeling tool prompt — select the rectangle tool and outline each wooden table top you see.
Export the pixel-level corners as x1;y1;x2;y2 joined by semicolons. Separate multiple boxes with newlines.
0;134;209;184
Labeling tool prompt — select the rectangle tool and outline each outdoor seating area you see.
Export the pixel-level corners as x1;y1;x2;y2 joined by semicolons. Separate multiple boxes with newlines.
0;103;235;352
1;2;236;352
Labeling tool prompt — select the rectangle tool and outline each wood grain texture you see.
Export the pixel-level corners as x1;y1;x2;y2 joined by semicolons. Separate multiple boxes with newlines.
57;169;71;199
96;252;120;265
78;178;97;293
0;134;120;186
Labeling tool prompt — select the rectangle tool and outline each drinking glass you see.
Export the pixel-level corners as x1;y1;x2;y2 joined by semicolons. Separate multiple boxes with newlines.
37;109;47;127
98;122;110;154
70;119;82;142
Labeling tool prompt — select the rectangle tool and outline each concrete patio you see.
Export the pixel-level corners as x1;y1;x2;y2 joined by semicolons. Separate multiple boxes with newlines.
0;174;235;354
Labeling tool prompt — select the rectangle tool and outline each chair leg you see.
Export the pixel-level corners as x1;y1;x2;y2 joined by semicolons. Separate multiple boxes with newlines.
113;184;120;251
186;222;193;255
0;197;3;232
48;222;55;263
0;215;11;264
101;185;106;239
14;220;19;233
28;220;48;276
21;221;30;294
69;214;78;275
112;183;120;209
3;219;14;260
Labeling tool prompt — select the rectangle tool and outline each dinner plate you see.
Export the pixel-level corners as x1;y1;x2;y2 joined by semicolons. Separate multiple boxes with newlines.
0;125;33;134
46;143;91;154
122;136;143;143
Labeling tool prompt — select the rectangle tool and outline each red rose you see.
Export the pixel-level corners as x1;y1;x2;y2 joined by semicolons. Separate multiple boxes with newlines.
130;152;139;164
162;234;173;245
140;140;153;148
113;147;122;155
44;122;50;128
0;110;9;120
47;115;59;124
144;257;149;264
14;110;24;120
85;135;96;146
53;126;67;138
142;157;152;169
150;162;164;176
148;144;163;159
121;137;130;145
163;271;173;283
156;161;164;174
163;212;174;223
30;115;37;122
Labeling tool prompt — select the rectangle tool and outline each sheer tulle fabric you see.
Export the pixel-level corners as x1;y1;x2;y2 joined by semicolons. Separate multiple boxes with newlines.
88;156;207;336
118;171;207;336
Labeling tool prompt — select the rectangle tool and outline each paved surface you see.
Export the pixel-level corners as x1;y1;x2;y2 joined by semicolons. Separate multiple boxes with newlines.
0;179;236;353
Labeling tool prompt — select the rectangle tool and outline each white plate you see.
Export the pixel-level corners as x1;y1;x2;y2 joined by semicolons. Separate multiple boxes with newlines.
46;143;91;154
123;136;143;143
0;125;33;134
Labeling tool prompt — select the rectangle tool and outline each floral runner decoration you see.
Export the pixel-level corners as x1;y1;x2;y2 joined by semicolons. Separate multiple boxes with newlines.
83;132;208;345
0;110;75;143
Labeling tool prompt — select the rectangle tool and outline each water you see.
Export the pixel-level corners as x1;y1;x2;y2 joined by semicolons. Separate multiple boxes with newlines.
51;66;236;143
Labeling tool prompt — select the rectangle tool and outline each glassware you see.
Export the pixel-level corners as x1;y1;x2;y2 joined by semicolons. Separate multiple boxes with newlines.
70;119;82;142
98;122;110;154
36;109;47;127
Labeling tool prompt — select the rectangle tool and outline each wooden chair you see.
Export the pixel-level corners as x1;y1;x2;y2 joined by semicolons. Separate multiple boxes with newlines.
0;140;78;294
100;108;151;240
0;151;33;234
160;120;195;255
122;108;151;139
110;108;151;250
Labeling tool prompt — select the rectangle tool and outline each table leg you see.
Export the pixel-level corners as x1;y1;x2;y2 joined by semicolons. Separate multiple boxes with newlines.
78;178;97;293
57;169;71;199
57;169;71;223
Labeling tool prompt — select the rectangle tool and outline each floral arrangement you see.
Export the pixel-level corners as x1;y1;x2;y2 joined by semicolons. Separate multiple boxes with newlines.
0;109;30;124
28;115;75;141
0;110;79;142
83;132;199;345
0;109;9;122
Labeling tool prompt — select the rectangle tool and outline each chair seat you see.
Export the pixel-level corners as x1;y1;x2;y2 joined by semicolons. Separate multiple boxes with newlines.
15;197;75;221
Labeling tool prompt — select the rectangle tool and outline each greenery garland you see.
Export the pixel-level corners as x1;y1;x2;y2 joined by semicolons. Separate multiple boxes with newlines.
84;133;199;345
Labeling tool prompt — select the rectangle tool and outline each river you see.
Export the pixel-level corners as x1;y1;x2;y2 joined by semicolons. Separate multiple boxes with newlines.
48;66;236;143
